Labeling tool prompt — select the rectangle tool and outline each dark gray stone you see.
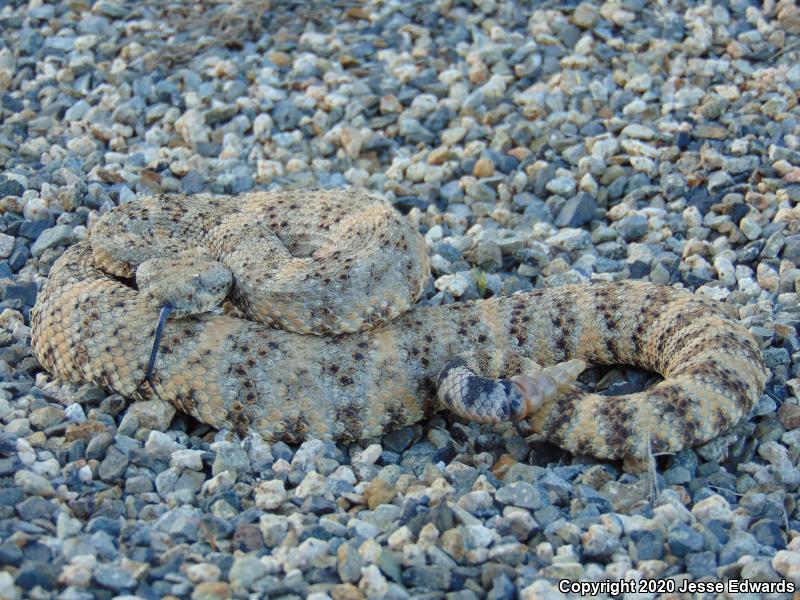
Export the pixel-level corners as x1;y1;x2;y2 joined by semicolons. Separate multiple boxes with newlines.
94;566;137;591
576;485;612;514
157;506;202;542
86;432;114;460
86;516;122;537
398;116;434;144
18;217;55;240
0;541;23;567
392;197;429;215
301;496;337;515
272;100;302;130
488;573;516;600
180;170;204;194
784;235;800;264
204;104;238;125
440;180;464;204
15;561;58;591
1;280;37;306
763;347;790;367
212;441;251;475
15;496;55;521
663;465;692;486
383;426;416;453
30;224;73;257
424;106;454;134
607;176;628;200
628;260;650;279
496;481;547;511
0;178;24;197
8;243;30;271
0;456;20;476
229;175;253;195
196;142;222;157
555;193;597;227
98;445;129;481
685;551;717;579
630;528;665;561
749;519;785;548
719;531;760;566
668;523;705;557
1;94;24;112
618;213;648;241
485;149;519;174
402;565;451;591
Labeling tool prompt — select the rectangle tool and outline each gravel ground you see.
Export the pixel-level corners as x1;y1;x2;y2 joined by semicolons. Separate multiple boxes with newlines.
2;0;800;598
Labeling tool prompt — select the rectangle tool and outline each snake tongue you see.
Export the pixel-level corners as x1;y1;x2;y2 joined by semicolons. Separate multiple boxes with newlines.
144;305;172;389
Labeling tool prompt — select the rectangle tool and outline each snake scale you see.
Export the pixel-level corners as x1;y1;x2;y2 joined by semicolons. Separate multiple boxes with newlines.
31;190;767;466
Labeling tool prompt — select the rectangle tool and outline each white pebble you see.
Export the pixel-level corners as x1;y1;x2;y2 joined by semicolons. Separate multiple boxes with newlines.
255;479;286;510
435;273;469;297
170;449;204;471
64;403;86;423
0;233;13;258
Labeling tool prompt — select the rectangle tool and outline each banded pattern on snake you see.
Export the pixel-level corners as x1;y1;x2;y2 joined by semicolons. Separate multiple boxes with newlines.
31;190;767;467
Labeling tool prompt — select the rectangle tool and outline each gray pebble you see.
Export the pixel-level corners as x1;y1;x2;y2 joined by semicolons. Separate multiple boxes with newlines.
495;481;547;511
617;213;648;241
554;193;596;228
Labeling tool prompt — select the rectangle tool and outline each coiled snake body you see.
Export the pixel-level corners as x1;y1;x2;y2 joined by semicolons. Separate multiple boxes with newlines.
31;190;767;465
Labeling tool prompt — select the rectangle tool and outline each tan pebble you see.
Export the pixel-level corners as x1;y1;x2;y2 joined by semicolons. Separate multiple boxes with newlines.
440;529;465;561
695;125;729;140
491;453;517;480
783;167;800;183
30;406;65;430
331;582;366;600
772;550;800;585
65;421;107;442
25;432;46;448
507;147;531;162
345;6;371;20
387;526;413;550
473;157;495;178
428;147;452;165
468;62;489;85
778;4;800;35
779;404;800;430
573;2;598;28
637;559;668;579
266;51;291;67
191;581;231;600
364;477;396;509
417;523;439;551
380;95;402;114
340;127;363;158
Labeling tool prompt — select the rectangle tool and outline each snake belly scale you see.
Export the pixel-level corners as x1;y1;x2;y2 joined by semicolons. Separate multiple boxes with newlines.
30;190;767;465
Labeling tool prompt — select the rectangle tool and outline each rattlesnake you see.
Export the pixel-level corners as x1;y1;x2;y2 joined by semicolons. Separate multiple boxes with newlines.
31;190;767;466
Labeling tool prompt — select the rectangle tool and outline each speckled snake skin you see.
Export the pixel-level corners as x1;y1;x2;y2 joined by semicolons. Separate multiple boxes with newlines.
30;190;767;465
